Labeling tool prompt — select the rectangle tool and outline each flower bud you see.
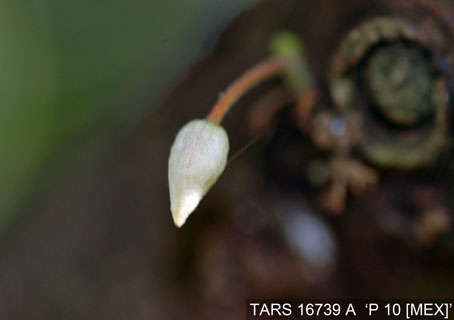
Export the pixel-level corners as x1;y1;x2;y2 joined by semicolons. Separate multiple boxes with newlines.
168;119;229;227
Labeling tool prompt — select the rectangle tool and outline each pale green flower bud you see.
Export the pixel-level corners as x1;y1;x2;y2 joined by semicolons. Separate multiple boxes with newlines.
168;119;229;227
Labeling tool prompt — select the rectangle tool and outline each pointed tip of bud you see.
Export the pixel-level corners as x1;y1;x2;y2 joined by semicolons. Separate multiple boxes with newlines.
168;119;229;228
171;189;202;228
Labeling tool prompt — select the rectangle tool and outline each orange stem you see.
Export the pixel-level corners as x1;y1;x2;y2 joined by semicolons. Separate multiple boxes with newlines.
206;58;286;124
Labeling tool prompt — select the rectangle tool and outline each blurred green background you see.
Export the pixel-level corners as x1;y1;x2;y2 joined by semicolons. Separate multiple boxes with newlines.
0;0;259;231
